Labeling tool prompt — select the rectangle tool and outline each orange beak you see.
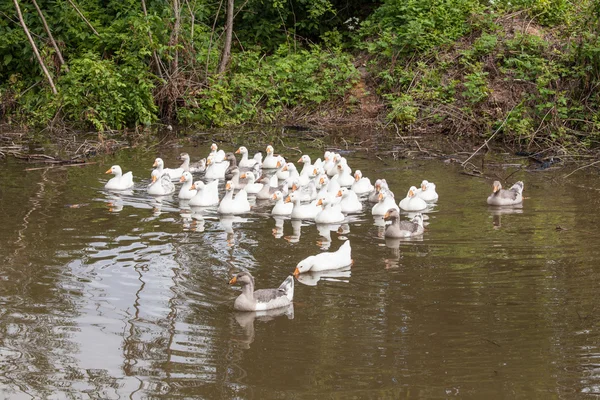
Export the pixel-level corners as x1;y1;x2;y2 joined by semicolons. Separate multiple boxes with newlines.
375;184;381;192
235;148;241;154
378;193;383;201
282;165;288;172
190;183;196;190
179;176;186;182
292;183;298;192
211;144;217;151
337;190;342;197
313;168;318;175
317;199;323;206
355;174;360;182
272;193;277;200
105;168;112;174
276;161;281;168
293;267;300;276
421;184;426;191
240;173;247;179
226;183;232;190
207;158;213;165
384;211;390;219
409;189;414;197
229;276;237;285
152;160;158;167
298;157;303;163
319;177;325;185
493;184;499;193
285;196;291;203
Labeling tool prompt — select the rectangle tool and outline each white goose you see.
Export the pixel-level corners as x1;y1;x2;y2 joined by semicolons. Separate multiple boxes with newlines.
189;180;219;207
271;190;293;216
205;155;230;180
178;172;197;200
286;192;320;220
315;197;345;224
294;240;352;275
105;165;134;190
236;146;259;168
399;186;428;211
262;145;280;169
415;180;439;202
334;160;354;187
372;190;399;216
152;157;184;181
209;143;226;163
352;170;374;195
147;173;175;196
218;181;251;214
336;187;362;213
240;172;264;194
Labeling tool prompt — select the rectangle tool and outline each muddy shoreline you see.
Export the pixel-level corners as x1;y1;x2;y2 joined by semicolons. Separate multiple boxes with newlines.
1;124;598;180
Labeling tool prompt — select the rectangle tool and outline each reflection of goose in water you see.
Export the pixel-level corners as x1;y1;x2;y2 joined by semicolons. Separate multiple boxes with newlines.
232;304;294;349
284;219;303;243
272;216;286;239
106;193;125;212
316;223;342;249
489;203;524;228
295;266;351;286
190;213;205;232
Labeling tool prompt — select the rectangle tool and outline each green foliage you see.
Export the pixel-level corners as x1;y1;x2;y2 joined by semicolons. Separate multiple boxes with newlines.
490;0;573;26
384;94;418;126
358;0;482;56
183;45;358;126
60;53;157;130
463;63;490;104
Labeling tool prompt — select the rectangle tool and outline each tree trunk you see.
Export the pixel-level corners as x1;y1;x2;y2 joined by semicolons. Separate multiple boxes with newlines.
170;0;181;75
141;0;164;79
31;0;68;72
217;0;234;74
13;0;57;94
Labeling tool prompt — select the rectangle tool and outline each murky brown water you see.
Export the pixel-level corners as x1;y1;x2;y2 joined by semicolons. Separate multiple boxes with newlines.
1;139;600;398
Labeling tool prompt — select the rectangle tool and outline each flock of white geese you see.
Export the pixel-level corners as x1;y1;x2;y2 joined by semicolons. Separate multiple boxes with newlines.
104;143;524;311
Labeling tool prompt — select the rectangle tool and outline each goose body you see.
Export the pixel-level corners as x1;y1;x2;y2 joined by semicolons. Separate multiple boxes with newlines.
415;180;439;202
271;191;293;216
229;272;294;312
209;143;226;163
399;186;428;212
287;192;320;220
205;155;230;180
256;177;283;200
218;181;251;214
152;157;184;181
315;197;345;224
372;190;399;215
147;173;175;196
241;172;264;194
178;171;198;199
262;145;280;169
294;240;352;274
352;170;374;195
189;180;219;206
487;181;524;206
384;209;424;238
236;146;259;168
369;179;391;203
336;187;362;213
335;161;354;187
105;165;134;190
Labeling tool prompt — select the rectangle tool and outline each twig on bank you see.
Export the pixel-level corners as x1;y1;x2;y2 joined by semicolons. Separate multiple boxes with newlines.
462;104;517;167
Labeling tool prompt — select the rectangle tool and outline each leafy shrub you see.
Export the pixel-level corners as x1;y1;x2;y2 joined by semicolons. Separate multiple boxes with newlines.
59;53;157;130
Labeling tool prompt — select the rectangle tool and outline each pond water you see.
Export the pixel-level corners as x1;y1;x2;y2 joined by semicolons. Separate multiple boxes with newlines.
1;138;600;398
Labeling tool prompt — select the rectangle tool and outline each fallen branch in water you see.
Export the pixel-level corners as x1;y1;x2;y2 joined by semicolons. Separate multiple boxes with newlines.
25;161;97;171
562;160;600;179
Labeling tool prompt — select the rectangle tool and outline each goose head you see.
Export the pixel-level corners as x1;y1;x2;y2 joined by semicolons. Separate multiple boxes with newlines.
266;145;274;155
337;188;349;199
190;181;204;191
153;158;164;168
180;153;190;162
420;180;430;191
406;186;418;198
354;170;363;181
179;171;193;183
294;256;316;276
298;155;311;164
272;190;284;201
225;181;234;191
229;271;254;286
235;146;248;155
106;165;122;176
492;181;502;193
384;208;400;222
211;143;219;152
241;171;256;182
